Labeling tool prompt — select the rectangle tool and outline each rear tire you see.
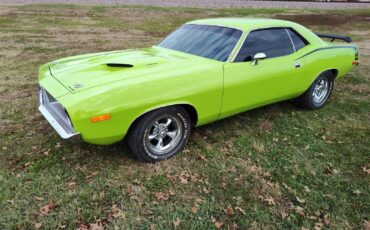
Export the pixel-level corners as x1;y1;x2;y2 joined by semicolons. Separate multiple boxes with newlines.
127;106;191;163
294;71;334;110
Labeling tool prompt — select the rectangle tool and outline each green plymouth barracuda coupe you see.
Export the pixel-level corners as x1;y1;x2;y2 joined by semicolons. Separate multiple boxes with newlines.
38;18;359;162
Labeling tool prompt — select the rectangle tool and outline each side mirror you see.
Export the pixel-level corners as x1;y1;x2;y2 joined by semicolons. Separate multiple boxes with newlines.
251;52;266;65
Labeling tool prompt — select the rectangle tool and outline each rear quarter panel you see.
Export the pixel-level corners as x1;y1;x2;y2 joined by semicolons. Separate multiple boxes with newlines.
297;45;357;92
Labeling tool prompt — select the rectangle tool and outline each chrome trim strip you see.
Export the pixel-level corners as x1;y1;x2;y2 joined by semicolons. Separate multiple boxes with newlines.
38;104;79;139
231;26;299;62
286;28;296;52
38;87;79;139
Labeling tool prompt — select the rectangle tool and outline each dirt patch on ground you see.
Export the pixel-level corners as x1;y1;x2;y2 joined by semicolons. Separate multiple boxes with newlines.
275;13;370;26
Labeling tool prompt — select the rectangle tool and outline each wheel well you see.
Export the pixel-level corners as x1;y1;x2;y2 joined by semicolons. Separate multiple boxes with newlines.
180;104;198;127
128;104;198;134
327;69;339;81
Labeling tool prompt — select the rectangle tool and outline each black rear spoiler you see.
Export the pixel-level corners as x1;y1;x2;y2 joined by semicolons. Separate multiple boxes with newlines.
315;33;352;43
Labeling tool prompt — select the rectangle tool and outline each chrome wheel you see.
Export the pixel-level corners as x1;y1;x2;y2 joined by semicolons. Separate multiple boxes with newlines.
146;115;183;155
312;77;329;104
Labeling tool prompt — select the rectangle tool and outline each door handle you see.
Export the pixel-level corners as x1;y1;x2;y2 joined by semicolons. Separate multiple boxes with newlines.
295;62;301;68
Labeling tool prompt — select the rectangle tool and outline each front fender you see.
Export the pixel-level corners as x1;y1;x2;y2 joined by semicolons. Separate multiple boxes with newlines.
57;63;223;145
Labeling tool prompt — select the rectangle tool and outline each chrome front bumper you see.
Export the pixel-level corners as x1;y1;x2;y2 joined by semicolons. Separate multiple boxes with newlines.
38;87;79;139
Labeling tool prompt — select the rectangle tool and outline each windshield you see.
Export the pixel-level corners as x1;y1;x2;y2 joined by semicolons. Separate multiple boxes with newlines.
158;24;242;62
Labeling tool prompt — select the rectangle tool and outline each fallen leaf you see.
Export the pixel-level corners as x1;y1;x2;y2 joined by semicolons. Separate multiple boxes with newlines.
280;211;288;219
154;192;169;201
191;205;198;214
215;222;224;229
224;207;234;216
323;193;334;199
352;189;361;195
295;206;305;216
253;141;265;153
314;222;324;230
78;224;89;230
179;176;188;184
34;196;44;201
34;223;42;229
260;196;275;206
6;199;14;204
68;181;76;187
90;222;104;230
99;191;105;199
322;214;330;225
111;205;126;219
85;171;99;179
362;220;370;230
235;206;246;215
198;155;206;161
229;166;237;173
231;223;238;230
183;148;190;153
168;189;175;196
296;196;306;204
362;166;370;175
133;178;141;185
39;202;55;216
202;187;210;194
173;218;181;229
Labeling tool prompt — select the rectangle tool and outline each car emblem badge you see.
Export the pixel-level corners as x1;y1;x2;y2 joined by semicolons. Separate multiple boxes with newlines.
73;83;84;89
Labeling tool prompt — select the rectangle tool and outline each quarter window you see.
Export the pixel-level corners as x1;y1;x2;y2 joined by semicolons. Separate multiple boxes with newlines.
234;28;295;62
287;28;307;51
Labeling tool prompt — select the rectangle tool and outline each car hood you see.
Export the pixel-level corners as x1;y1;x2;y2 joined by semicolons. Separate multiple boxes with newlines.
48;46;196;92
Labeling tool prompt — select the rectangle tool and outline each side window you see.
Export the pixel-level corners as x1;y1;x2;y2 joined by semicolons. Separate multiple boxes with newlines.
287;28;307;51
234;28;294;62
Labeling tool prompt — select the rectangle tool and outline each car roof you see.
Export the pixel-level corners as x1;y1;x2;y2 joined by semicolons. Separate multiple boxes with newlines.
187;18;300;32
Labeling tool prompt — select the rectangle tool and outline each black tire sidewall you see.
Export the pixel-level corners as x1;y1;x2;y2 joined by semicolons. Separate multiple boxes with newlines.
133;107;191;162
309;74;333;109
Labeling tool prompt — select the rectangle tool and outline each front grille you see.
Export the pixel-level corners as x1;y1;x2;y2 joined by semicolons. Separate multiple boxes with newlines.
39;87;75;135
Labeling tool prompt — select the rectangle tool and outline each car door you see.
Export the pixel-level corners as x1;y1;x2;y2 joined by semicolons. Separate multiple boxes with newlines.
220;27;307;118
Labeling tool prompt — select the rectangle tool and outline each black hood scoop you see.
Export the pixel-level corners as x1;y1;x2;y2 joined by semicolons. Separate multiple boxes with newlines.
106;63;134;67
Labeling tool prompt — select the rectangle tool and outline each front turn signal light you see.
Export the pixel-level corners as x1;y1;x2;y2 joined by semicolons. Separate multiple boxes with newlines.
91;114;111;123
352;61;360;66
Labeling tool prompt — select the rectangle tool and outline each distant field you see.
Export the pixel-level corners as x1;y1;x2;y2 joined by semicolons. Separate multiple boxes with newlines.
1;0;370;9
0;4;369;229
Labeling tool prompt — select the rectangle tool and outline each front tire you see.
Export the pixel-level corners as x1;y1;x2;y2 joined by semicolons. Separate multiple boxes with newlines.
127;107;191;162
294;71;334;109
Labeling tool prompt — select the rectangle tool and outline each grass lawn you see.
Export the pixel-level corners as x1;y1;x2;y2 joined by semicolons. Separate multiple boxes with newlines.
0;4;369;229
